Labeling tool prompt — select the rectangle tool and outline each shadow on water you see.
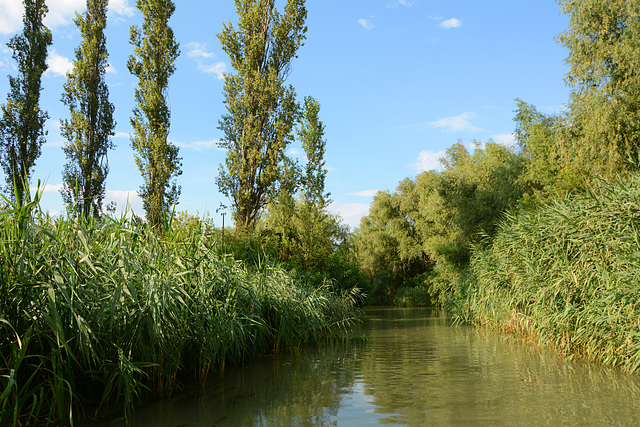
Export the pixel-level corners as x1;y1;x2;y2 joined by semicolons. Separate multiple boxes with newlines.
93;308;640;426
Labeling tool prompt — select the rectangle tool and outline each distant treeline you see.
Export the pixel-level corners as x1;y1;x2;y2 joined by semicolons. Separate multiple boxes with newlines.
352;0;640;373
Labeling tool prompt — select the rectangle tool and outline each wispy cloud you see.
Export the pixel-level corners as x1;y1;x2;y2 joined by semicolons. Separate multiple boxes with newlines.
1;0;135;35
388;0;416;8
491;133;516;146
348;190;379;197
0;1;23;34
185;42;227;79
441;18;462;29
410;150;446;173
108;0;135;17
30;183;64;193
45;49;73;77
430;112;482;133
104;190;144;216
327;201;371;230
174;139;224;151
113;132;130;139
357;18;374;30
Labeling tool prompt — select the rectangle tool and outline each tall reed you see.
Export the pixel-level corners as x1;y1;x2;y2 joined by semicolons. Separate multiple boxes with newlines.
0;188;361;425
457;173;640;373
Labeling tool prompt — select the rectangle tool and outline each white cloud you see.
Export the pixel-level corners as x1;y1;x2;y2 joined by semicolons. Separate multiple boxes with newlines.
410;150;446;173
108;0;135;17
0;0;135;33
388;0;416;8
113;132;130;139
104;189;144;216
491;133;516;146
199;62;226;79
174;139;224;151
348;190;379;197
185;42;227;79
46;49;73;77
30;183;64;193
430;112;482;133
327;201;371;230
186;42;213;59
43;0;85;28
357;18;374;30
441;18;462;29
0;0;23;34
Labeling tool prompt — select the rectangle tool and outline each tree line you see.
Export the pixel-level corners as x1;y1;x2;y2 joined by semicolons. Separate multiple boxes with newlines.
0;0;321;235
354;0;640;305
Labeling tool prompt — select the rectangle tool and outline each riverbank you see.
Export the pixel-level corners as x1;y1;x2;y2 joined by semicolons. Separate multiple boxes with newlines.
456;173;640;374
0;197;361;426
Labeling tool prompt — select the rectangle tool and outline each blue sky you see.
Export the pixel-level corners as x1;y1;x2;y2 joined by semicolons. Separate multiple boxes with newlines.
0;0;570;229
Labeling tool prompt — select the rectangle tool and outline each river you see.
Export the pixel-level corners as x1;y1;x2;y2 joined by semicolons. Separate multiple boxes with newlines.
98;307;640;426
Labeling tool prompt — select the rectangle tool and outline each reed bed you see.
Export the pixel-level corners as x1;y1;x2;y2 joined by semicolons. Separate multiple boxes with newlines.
0;191;360;426
458;173;640;373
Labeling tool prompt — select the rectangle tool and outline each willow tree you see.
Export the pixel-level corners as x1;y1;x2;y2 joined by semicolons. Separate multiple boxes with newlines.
128;0;181;227
557;0;640;177
216;0;307;232
0;0;51;206
60;0;115;219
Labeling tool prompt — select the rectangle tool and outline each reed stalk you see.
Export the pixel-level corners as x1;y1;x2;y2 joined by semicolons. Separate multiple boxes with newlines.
457;173;640;373
0;186;361;425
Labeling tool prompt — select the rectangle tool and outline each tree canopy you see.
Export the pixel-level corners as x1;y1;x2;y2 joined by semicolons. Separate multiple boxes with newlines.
0;0;51;206
61;0;115;219
128;0;182;227
216;0;307;232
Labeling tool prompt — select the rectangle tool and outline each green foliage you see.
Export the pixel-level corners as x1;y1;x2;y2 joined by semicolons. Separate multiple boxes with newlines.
459;172;640;373
355;140;523;305
298;96;329;207
216;0;307;232
60;0;115;219
556;0;640;178
128;0;182;228
0;191;360;425
0;0;51;206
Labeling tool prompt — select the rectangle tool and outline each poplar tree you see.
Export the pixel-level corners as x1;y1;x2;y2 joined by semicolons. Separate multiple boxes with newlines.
128;0;181;227
0;0;51;206
216;0;307;232
298;96;329;208
60;0;115;219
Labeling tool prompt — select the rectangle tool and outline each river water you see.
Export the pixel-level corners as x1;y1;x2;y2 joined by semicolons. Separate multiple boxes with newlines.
101;308;640;426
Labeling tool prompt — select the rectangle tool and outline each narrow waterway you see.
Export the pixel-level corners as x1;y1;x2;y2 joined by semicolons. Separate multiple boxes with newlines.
101;308;640;426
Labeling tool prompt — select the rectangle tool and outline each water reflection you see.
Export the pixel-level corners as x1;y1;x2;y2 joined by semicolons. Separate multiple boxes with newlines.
98;308;640;426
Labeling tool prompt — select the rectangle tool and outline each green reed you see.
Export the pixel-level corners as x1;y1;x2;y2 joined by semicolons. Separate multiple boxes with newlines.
457;173;640;374
0;188;361;425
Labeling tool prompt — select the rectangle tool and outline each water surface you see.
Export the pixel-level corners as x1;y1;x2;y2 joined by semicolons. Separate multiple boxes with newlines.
101;308;640;426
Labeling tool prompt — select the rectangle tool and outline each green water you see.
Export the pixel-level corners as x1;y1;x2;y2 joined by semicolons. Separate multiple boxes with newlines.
99;308;640;426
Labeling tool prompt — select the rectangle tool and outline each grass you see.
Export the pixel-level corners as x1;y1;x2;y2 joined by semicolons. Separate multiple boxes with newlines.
0;186;361;426
455;173;640;373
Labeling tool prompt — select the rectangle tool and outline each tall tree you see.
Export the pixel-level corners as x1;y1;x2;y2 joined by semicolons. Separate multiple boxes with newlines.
216;0;307;232
298;96;329;208
0;0;51;206
556;0;640;177
60;0;115;219
128;0;181;227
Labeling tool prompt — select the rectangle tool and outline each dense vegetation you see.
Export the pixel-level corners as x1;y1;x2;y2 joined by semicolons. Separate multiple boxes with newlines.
458;174;640;373
353;0;640;375
0;189;360;425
